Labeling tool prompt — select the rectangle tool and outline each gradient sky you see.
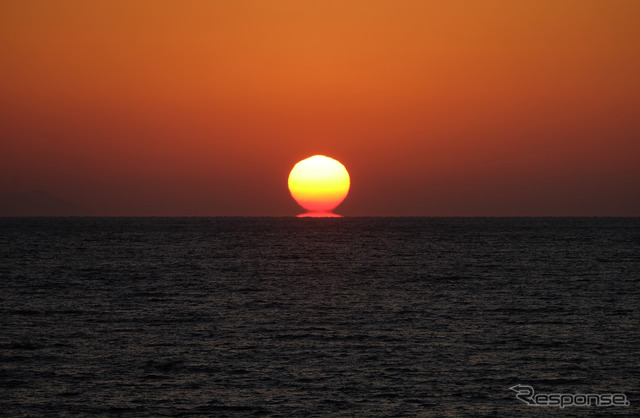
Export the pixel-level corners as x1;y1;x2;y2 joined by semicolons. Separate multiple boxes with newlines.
1;0;639;216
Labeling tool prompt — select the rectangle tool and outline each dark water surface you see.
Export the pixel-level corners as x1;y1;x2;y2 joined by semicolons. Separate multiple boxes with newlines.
1;217;639;416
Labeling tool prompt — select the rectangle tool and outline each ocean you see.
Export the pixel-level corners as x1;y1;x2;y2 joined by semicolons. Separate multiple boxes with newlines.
1;217;638;416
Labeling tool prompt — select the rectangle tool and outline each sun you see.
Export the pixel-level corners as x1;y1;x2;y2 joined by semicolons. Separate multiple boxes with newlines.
288;155;350;217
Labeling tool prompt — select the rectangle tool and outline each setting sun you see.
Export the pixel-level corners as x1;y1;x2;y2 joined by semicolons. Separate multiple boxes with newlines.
288;155;350;217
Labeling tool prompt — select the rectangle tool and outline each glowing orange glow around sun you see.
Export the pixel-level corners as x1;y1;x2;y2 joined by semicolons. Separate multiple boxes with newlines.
288;155;350;217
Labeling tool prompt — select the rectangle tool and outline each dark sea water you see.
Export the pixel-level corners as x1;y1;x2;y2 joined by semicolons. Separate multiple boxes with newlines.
1;217;639;416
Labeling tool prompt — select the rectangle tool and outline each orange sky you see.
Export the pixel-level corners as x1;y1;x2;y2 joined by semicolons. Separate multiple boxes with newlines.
1;0;639;215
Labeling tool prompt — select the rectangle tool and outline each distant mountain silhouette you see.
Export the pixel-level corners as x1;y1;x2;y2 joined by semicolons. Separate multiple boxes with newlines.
0;191;89;216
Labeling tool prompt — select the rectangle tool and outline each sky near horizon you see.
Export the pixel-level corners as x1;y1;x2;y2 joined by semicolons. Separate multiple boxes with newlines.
1;0;639;216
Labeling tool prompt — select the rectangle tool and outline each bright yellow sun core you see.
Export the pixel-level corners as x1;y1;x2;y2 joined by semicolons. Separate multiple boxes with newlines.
288;155;350;215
